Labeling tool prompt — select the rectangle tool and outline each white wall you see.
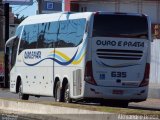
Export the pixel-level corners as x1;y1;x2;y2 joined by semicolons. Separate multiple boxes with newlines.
119;2;138;13
150;40;160;87
142;1;157;23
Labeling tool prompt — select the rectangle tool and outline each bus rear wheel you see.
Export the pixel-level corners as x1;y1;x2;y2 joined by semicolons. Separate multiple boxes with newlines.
18;81;29;100
64;83;71;103
55;81;62;102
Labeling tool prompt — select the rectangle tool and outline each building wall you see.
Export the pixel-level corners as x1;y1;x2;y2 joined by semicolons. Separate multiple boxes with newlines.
150;40;160;85
141;1;159;23
65;0;160;38
80;2;115;12
9;8;14;24
64;0;78;11
38;0;62;14
149;39;160;98
78;0;160;24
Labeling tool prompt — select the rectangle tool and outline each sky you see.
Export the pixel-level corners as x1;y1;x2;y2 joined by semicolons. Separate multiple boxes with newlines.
11;0;38;18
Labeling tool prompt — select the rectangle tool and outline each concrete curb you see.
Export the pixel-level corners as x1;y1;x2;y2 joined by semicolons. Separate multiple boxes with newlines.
0;99;102;114
0;99;117;120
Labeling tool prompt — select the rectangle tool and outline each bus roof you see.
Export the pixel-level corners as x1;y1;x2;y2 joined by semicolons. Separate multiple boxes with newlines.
94;11;148;17
18;11;149;29
18;12;93;27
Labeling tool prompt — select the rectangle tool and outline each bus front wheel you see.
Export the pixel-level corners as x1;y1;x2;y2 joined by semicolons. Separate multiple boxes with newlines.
18;81;29;100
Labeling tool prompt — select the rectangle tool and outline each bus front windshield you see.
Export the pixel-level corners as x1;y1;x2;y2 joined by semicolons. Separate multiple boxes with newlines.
93;14;148;39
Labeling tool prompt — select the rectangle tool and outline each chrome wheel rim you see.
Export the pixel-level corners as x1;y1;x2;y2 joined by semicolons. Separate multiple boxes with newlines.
19;84;22;99
64;87;69;103
56;84;60;102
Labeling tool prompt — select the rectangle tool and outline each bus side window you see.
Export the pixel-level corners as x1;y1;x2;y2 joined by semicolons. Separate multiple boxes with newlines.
57;19;86;48
19;26;29;54
46;22;59;48
28;24;38;49
19;24;38;51
37;22;59;48
76;19;86;45
37;23;46;48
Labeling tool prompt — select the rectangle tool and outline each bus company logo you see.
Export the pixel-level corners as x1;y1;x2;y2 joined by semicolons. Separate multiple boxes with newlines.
24;51;41;59
96;40;144;47
23;42;87;66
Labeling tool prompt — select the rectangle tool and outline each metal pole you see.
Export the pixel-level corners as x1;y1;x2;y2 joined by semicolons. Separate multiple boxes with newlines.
4;3;9;88
37;0;43;14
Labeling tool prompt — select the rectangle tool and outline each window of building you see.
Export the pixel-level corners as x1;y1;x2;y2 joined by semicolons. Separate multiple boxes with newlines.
80;7;87;12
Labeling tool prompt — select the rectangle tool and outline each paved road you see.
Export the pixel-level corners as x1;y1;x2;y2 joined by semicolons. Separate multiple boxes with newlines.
0;88;54;101
0;88;160;111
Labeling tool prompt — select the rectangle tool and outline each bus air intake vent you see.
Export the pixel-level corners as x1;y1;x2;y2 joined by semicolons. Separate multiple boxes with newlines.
96;49;143;60
73;69;82;96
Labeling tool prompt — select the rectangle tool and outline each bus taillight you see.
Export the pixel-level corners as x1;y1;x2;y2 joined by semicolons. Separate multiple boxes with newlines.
139;63;150;87
84;61;97;85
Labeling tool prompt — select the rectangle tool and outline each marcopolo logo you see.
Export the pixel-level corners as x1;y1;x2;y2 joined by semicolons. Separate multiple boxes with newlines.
96;40;116;46
96;40;144;47
24;51;41;59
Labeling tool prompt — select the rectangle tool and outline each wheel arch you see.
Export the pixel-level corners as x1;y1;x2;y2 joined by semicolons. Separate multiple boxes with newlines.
62;77;69;90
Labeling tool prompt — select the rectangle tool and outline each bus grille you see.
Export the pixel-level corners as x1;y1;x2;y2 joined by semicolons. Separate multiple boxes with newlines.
96;49;143;60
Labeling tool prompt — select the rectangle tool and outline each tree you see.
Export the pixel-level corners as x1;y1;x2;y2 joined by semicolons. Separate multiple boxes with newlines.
14;15;27;24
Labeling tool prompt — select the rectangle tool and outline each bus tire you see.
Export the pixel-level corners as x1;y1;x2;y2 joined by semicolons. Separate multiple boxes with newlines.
64;83;71;103
55;81;62;102
18;81;29;100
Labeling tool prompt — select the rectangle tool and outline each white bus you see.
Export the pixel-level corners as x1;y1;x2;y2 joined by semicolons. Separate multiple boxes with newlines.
7;12;151;107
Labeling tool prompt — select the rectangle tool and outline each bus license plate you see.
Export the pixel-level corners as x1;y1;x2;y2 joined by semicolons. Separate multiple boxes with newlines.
112;90;124;95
